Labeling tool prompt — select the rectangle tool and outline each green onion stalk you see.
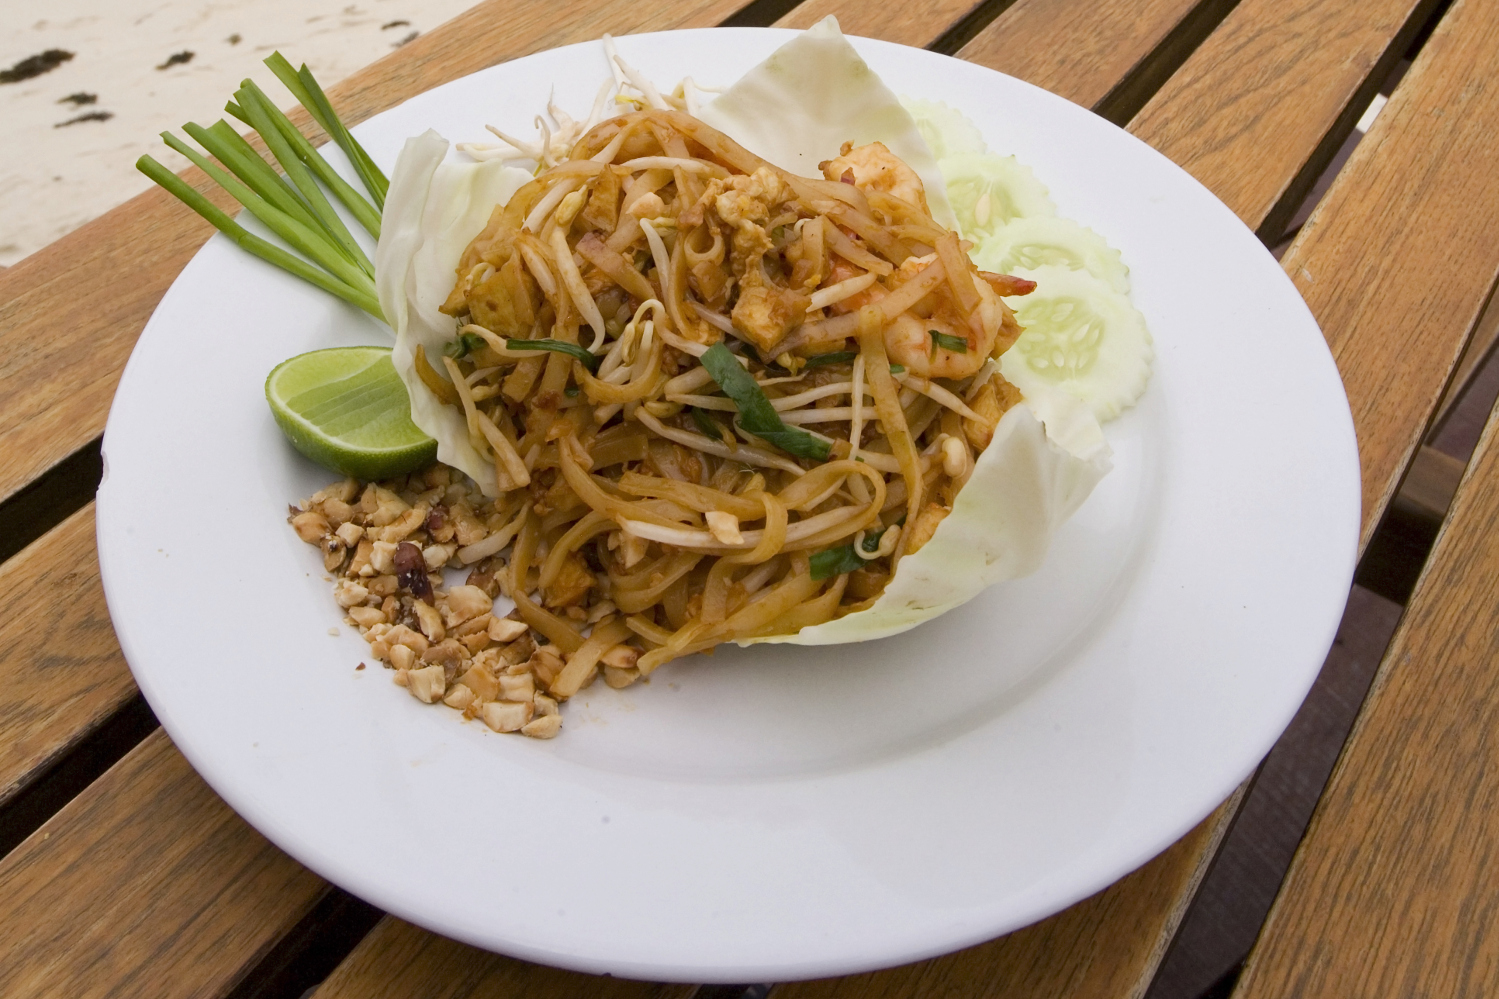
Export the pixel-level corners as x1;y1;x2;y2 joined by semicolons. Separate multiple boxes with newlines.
137;54;389;320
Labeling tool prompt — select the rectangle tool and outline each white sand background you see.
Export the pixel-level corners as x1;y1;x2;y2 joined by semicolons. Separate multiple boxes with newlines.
0;0;485;267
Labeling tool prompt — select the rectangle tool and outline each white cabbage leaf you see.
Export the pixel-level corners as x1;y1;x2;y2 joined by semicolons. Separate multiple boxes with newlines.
697;16;957;230
374;130;532;492
752;391;1111;645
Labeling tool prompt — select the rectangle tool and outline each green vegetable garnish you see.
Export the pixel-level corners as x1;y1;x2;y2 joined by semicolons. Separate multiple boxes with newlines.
810;525;896;580
803;351;858;368
929;330;968;355
889;364;906;374
136;54;387;319
447;332;486;359
699;343;830;461
691;406;727;442
504;338;602;372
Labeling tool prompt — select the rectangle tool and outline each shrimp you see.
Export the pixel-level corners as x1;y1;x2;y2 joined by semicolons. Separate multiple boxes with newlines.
880;259;1003;379
821;141;930;213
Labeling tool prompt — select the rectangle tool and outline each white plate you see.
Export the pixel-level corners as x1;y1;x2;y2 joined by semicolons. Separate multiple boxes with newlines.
96;28;1359;983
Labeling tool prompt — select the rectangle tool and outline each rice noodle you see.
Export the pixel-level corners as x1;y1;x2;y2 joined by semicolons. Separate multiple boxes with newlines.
406;106;1034;684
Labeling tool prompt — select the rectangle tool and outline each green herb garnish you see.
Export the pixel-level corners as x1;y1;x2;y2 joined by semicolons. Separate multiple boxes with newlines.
810;526;890;580
929;330;968;355
136;54;386;319
889;364;905;374
803;351;858;369
447;332;486;359
699;343;830;461
691;406;725;441
505;338;602;372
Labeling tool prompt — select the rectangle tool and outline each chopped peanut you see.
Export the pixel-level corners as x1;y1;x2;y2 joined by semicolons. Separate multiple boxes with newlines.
444;585;494;627
488;617;529;643
291;511;330;543
407;665;446;703
521;714;562;739
482;700;532;733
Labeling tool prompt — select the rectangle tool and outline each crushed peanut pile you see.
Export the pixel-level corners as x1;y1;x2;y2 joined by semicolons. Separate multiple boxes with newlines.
290;464;642;740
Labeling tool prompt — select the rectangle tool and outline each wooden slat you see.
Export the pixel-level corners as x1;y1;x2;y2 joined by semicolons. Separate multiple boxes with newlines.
777;0;988;40
782;2;1460;997
1128;0;1435;238
1235;406;1499;997
1277;0;1499;554
1228;2;1499;987
0;0;750;510
0;730;328;998
310;918;695;999
957;0;1213;112
0;504;135;806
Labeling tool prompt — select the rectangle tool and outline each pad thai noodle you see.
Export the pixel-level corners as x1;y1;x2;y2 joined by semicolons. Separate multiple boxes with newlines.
416;108;1034;673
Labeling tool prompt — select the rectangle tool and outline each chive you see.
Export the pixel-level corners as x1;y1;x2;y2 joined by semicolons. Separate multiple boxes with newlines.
264;53;388;208
157;132;374;294
889;364;906;374
564;385;580;398
803;350;858;368
505;338;602;371
810;525;890;580
136;155;382;318
234;81;372;276
239;82;381;239
699;343;830;461
930;330;968;354
447;332;486;358
691;406;722;439
811;545;866;580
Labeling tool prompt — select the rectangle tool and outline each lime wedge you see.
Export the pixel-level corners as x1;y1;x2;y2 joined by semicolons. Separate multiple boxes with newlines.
266;346;437;480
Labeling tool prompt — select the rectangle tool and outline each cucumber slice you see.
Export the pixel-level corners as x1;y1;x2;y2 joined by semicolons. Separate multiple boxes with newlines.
940;151;1057;243
973;216;1131;295
999;264;1152;422
901;98;988;161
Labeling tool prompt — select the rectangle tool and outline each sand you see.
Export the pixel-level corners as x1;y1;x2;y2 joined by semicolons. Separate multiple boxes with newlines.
0;0;483;267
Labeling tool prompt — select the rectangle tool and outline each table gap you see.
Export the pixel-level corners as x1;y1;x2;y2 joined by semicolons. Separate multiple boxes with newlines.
1093;0;1243;126
0;437;102;565
1252;0;1448;247
224;889;383;999
928;0;1026;56
0;694;157;861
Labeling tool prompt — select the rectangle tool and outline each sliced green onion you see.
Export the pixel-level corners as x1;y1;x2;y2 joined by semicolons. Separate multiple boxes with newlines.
505;338;602;371
803;350;858;368
889;364;906;374
930;330;968;354
699;343;830;462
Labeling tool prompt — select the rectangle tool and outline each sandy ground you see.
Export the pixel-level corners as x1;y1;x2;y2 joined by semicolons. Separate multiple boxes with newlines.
0;0;483;267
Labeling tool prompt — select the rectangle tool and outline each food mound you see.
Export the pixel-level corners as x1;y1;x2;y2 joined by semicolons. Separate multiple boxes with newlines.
292;107;1054;738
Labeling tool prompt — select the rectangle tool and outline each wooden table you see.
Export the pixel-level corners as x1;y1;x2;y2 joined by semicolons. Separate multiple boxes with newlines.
4;0;1499;995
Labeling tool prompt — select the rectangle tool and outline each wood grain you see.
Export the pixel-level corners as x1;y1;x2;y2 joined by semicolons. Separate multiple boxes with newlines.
776;0;988;42
1128;0;1435;238
0;0;751;511
0;504;136;807
1230;4;1499;988
1276;0;1499;555
0;730;328;998
958;0;1209;111
310;917;696;999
